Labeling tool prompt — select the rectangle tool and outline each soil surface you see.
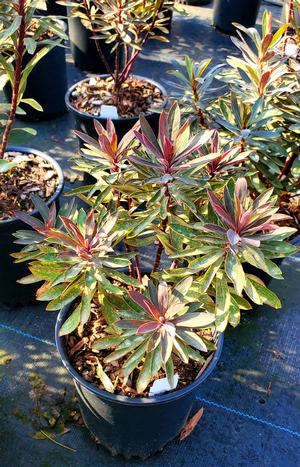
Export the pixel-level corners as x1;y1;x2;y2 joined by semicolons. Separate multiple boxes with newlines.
27;18;55;41
279;192;300;234
0;151;58;221
70;76;165;118
65;301;214;398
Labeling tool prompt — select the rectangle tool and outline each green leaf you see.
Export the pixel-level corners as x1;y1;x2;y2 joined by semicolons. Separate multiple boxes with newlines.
101;297;118;325
121;340;149;378
0;15;21;42
215;276;231;332
104;336;144;363
21;98;43;111
136;352;153;393
98;274;123;295
128;209;159;237
228;298;241;327
189;250;224;272
225;252;246;295
36;283;66;301
246;278;281;308
164;357;175;389
59;304;81;336
177;329;208;352
104;269;143;288
198;257;223;293
93;335;123;351
0;159;18;173
96;363;114;393
46;281;83;311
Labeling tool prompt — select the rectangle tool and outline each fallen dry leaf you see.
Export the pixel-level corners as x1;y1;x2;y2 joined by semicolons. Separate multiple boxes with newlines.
180;407;204;441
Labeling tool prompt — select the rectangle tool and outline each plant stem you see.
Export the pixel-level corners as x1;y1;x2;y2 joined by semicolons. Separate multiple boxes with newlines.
82;0;113;78
0;0;26;159
277;152;298;180
152;217;168;273
118;1;164;85
135;253;142;282
40;431;77;453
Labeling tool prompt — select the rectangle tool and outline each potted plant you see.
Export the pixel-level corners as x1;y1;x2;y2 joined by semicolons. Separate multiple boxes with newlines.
213;0;262;35
13;104;296;457
64;0;171;142
210;11;300;237
4;15;68;120
65;0;118;73
0;0;64;305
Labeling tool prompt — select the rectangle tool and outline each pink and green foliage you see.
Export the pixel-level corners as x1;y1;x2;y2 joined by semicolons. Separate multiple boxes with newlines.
73;118;139;175
118;103;217;213
165;178;297;330
197;129;250;177
223;11;290;100
93;278;215;392
13;103;297;393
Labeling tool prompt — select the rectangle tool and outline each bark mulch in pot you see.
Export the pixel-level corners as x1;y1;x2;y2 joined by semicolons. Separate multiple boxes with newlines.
0;151;58;221
279;192;300;234
70;76;165;118
65;301;215;399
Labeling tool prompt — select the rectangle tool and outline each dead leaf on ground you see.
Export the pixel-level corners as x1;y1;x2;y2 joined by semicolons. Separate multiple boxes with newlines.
179;407;204;441
0;351;12;365
272;350;283;360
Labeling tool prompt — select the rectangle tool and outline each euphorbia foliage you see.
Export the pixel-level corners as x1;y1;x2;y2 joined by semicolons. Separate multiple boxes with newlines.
93;278;215;392
14;101;297;394
0;0;66;157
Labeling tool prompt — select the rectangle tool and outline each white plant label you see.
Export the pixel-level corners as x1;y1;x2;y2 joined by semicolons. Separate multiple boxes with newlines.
149;374;179;396
100;105;119;119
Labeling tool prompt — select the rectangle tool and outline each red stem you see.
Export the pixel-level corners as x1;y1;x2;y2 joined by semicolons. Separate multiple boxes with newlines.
82;0;113;78
152;216;168;273
118;1;164;85
135;253;142;283
277;152;297;181
0;0;26;159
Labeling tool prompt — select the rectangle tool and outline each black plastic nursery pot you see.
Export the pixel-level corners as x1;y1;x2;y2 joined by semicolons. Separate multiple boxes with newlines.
68;14;116;73
37;0;67;16
4;23;67;121
178;0;211;5
56;304;224;459
0;146;64;306
213;0;262;35
65;75;168;144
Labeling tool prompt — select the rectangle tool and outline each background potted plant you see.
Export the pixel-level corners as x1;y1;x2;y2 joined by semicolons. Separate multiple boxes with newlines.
0;0;64;305
211;12;300;236
65;0;118;73
213;0;262;35
64;0;170;143
13;104;296;457
4;14;68;120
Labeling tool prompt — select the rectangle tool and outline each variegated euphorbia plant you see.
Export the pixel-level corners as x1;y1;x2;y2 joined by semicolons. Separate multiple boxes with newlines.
13;104;297;394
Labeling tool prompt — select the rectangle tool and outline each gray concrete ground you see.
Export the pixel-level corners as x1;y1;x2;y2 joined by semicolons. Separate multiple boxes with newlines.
1;2;300;466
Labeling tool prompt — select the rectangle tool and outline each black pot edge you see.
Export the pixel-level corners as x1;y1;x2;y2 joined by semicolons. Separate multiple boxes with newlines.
65;74;168;122
0;145;64;226
55;303;224;406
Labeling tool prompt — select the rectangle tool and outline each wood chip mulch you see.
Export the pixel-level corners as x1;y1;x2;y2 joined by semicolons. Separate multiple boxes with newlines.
279;192;300;235
70;76;165;118
0;151;58;221
65;301;214;399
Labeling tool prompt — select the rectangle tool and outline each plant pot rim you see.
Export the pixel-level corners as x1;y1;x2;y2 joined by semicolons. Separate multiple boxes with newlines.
55;303;224;406
65;74;168;122
0;145;64;226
